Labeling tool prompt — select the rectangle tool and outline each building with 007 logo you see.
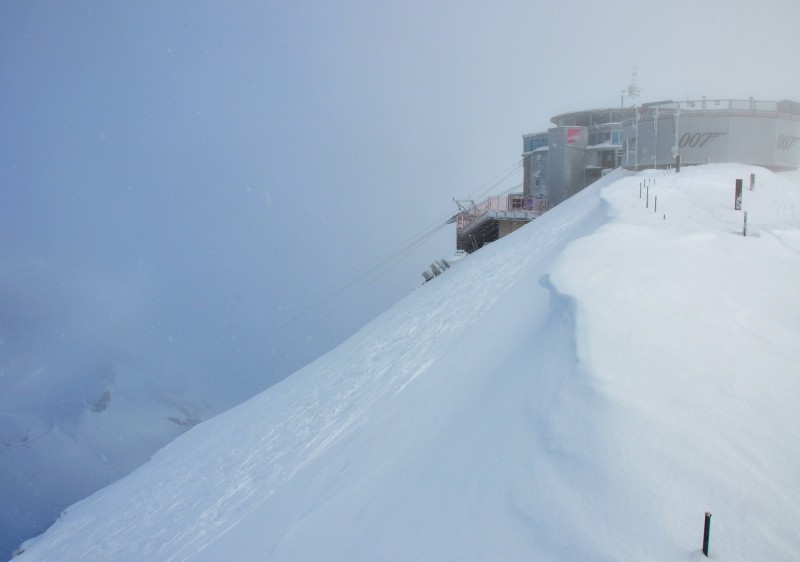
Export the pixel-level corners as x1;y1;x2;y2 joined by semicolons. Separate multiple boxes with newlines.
621;98;800;173
523;98;800;210
456;98;800;254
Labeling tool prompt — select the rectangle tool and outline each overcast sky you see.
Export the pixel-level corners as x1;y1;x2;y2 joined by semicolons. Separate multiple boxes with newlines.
2;0;799;406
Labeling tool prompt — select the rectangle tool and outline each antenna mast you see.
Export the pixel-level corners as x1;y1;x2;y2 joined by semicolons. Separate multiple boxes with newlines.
627;66;641;100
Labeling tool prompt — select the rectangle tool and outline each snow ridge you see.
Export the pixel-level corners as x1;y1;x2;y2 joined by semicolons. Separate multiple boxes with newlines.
15;166;800;561
13;170;619;561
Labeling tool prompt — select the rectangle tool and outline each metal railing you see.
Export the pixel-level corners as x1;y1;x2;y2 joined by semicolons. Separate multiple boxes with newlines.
456;194;548;232
636;98;800;120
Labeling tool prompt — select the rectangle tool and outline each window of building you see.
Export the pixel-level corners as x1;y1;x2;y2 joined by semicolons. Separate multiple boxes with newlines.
524;135;548;152
589;131;611;145
601;150;616;168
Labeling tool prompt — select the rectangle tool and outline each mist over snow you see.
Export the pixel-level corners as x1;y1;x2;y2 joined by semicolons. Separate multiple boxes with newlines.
11;165;800;561
3;0;800;557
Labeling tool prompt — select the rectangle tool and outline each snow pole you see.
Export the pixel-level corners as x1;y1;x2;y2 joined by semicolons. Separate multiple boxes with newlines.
654;196;657;213
702;512;712;557
735;179;743;210
646;184;650;208
639;182;642;199
743;211;748;236
750;173;755;191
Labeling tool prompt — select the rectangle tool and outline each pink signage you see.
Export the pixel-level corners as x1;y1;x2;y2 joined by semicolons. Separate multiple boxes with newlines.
566;127;581;144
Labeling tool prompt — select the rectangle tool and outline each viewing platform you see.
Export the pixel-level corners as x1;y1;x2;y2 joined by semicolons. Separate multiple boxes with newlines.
456;194;547;253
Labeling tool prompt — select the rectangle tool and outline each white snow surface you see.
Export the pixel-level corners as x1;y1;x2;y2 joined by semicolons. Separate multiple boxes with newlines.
14;165;800;561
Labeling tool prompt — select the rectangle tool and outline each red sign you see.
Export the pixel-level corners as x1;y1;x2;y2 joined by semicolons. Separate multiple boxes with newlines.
567;128;581;144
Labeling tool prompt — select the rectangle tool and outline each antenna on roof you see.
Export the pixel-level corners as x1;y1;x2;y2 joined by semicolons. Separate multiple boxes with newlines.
627;66;641;99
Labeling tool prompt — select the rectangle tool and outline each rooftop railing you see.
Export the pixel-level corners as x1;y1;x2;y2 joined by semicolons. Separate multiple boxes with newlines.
636;99;800;120
456;194;547;232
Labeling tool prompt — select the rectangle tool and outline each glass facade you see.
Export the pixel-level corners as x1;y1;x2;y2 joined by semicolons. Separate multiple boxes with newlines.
523;134;548;153
587;130;622;145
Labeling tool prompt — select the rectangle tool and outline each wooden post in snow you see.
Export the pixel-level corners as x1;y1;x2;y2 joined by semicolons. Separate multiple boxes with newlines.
750;173;755;191
702;512;712;557
735;179;743;210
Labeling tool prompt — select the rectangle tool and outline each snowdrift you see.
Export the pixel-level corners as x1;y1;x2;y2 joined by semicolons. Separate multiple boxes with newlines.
13;165;800;561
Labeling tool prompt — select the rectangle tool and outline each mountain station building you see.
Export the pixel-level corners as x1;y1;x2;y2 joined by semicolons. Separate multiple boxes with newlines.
455;98;800;253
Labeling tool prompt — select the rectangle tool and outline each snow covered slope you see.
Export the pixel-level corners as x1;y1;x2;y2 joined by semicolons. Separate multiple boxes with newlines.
13;165;800;561
0;356;213;559
0;259;225;556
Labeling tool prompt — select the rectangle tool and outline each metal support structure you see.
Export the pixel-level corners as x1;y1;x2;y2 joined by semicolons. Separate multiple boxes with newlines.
735;179;743;210
673;107;680;172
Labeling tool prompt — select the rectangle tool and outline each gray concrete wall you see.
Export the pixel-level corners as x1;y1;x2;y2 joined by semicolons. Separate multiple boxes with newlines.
623;110;800;171
498;220;528;238
547;126;589;207
562;126;588;201
526;149;549;198
547;128;567;206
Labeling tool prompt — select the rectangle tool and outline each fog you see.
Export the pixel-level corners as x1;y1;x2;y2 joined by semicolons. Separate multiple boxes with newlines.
1;0;799;556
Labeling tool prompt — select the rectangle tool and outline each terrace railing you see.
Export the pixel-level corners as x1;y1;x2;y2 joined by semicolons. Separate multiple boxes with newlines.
636;99;800;121
456;194;548;233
